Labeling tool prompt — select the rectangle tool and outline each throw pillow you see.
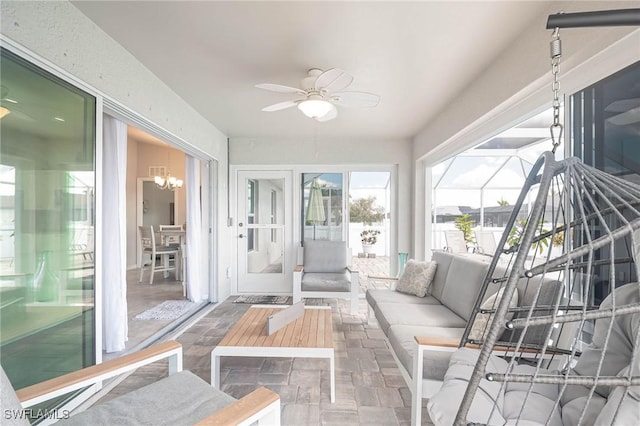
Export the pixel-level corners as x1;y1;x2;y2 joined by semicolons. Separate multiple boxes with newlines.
395;260;437;297
468;288;518;341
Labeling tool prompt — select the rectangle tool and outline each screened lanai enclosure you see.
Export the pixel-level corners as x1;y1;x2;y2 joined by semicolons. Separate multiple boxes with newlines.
431;107;563;253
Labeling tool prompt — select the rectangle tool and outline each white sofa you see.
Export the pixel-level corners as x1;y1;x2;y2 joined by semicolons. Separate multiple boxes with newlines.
365;251;563;425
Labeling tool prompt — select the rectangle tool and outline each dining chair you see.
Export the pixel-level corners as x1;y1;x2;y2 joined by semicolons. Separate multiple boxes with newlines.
159;224;184;247
139;225;181;284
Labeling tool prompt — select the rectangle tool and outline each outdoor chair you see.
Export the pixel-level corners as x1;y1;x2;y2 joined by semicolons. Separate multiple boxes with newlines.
443;230;468;253
293;240;359;315
473;230;497;255
1;341;280;425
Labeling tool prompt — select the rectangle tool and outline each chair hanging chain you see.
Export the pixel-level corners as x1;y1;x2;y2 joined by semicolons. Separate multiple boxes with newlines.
550;27;563;153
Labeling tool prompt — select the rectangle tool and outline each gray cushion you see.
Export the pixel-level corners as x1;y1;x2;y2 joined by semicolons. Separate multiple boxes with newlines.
365;289;440;309
387;325;464;381
301;272;350;292
505;276;563;345
303;240;346;273
1;367;29;426
374;303;466;333
561;282;640;402
428;251;454;300
503;391;562;426
439;255;490;320
59;371;236;425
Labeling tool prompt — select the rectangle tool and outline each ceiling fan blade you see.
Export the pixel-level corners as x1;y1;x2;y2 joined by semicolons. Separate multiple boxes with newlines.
330;91;380;108
315;68;353;93
261;100;299;112
315;104;338;122
255;83;305;95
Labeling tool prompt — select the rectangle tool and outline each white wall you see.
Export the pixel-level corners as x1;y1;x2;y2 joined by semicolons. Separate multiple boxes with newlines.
231;136;413;260
411;1;639;259
1;1;232;301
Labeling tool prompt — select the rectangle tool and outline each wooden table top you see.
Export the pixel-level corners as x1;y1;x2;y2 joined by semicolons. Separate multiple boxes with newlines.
218;306;333;349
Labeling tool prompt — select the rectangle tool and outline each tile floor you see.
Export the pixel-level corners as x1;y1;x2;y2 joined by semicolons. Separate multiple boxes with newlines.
99;256;435;425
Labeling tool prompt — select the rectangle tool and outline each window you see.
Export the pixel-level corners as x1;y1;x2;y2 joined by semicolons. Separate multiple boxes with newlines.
0;48;96;400
270;189;277;243
570;60;640;306
301;173;343;242
247;179;256;251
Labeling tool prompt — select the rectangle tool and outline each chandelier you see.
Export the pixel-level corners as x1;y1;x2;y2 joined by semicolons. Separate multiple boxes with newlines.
154;173;183;190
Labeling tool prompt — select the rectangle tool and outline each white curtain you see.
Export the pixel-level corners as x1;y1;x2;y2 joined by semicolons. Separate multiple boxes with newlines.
185;155;208;301
102;115;128;352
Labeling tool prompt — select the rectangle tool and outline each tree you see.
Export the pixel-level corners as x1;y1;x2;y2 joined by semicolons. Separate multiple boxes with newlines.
497;198;510;206
454;213;475;244
349;196;386;225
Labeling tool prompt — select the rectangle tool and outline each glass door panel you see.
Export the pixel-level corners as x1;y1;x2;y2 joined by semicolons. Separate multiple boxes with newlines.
237;172;292;293
0;48;96;393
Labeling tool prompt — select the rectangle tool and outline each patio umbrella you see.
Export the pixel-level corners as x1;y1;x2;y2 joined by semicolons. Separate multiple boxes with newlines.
306;178;325;239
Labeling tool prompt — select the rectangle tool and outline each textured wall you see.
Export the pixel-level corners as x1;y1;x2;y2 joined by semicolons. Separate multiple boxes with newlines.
1;1;232;300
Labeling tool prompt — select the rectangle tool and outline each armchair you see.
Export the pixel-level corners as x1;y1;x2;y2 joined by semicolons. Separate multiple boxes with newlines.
293;240;359;315
2;341;280;425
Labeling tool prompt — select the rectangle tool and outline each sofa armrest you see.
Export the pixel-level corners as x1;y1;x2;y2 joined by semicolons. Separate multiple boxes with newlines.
195;387;280;426
414;336;460;348
17;341;183;407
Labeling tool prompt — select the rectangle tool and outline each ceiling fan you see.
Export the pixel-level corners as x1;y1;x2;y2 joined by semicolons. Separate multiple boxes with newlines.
256;68;380;122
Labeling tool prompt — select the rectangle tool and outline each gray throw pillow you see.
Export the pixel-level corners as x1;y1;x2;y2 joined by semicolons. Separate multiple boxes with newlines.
395;260;437;297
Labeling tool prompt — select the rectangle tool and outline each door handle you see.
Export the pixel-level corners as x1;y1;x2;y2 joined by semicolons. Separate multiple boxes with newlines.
238;234;245;238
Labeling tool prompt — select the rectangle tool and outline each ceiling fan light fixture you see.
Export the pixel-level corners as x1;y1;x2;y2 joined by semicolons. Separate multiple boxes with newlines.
298;99;333;119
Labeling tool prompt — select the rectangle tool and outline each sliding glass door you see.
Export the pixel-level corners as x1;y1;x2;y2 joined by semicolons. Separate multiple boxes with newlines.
0;48;96;393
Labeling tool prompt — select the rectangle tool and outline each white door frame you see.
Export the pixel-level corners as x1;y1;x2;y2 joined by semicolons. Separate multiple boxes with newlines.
232;168;293;294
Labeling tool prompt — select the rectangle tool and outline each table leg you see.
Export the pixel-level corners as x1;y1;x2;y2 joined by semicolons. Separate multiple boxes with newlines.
330;351;335;403
211;351;221;388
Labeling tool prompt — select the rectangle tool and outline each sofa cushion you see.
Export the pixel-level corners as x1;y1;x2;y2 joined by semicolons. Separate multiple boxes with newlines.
395;260;437;297
374;303;466;333
506;276;563;345
303;240;346;273
428;251;455;300
59;371;236;425
365;289;440;310
468;287;518;341
439;255;491;320
301;272;350;292
387;325;465;381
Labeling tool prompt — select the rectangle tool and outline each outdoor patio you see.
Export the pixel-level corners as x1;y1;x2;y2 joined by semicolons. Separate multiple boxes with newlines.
96;256;436;425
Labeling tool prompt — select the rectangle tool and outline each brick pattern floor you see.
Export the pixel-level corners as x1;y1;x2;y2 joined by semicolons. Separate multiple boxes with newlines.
99;264;436;425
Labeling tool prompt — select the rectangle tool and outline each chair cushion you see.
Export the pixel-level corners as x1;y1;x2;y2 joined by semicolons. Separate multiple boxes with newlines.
303;240;347;273
395;260;437;297
58;371;236;425
365;289;441;310
301;272;350;292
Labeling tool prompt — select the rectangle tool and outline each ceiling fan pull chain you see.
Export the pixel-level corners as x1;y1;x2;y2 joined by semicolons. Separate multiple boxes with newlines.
549;27;563;154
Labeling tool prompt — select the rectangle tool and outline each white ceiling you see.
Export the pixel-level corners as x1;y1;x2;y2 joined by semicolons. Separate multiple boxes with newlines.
72;1;555;140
